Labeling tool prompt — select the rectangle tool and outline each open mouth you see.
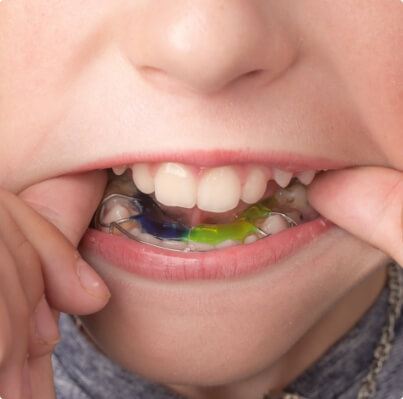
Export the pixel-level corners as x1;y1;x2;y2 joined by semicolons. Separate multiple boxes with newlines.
92;162;321;252
80;157;335;280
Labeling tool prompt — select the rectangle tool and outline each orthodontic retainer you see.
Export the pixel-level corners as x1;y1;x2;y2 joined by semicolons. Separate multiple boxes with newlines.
94;192;298;251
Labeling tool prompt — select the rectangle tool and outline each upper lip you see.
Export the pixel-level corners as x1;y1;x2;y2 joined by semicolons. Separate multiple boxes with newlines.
68;149;349;175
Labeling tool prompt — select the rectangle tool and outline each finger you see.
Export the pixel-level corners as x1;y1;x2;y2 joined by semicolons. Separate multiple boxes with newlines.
19;170;107;246
0;205;44;310
29;354;56;399
308;167;403;265
0;363;26;399
0;207;59;359
0;234;56;398
0;247;28;398
0;190;110;315
28;296;60;359
0;239;29;364
0;296;23;399
0;295;12;365
21;358;33;399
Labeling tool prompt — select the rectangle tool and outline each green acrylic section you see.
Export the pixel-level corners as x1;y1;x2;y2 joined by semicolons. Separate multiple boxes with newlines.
187;220;258;245
186;196;279;245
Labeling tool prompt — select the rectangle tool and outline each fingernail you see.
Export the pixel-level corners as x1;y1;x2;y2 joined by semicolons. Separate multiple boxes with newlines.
34;296;60;345
76;258;111;300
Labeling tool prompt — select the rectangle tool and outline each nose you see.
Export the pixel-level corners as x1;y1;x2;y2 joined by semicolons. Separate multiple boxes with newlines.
125;1;299;95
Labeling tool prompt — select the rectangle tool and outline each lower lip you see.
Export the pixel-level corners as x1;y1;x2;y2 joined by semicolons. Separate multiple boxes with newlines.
81;217;334;281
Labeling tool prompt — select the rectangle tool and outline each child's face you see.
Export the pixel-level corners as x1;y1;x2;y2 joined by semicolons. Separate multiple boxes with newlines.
1;0;402;391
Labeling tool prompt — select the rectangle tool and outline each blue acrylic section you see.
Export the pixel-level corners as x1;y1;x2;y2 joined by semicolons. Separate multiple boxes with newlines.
128;192;189;241
131;215;189;240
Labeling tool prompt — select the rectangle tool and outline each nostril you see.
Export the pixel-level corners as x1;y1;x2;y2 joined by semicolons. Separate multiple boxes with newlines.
137;65;185;92
230;69;269;89
138;64;267;95
141;66;161;72
138;65;164;78
243;69;264;79
236;69;268;85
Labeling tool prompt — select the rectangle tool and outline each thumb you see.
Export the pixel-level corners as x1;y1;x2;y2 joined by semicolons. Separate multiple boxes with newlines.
307;166;403;266
19;171;107;247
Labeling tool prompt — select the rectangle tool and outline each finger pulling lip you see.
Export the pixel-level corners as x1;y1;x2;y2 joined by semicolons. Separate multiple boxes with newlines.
80;217;334;281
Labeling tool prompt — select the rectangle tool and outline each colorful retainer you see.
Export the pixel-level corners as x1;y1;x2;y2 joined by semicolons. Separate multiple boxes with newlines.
95;192;298;247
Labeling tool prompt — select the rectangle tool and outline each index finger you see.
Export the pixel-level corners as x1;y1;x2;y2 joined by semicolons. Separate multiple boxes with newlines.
307;166;403;266
0;190;110;315
18;171;107;247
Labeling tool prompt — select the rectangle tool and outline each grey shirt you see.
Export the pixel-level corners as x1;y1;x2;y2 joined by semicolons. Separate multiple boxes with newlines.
52;264;403;399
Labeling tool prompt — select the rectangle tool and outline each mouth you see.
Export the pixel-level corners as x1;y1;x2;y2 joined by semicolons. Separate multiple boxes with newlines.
80;156;335;280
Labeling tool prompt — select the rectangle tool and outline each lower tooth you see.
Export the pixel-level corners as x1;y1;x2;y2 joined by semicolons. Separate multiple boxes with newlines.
215;239;241;249
260;214;289;235
244;234;258;244
138;232;162;246
187;242;215;252
102;204;131;225
160;240;188;250
129;226;142;236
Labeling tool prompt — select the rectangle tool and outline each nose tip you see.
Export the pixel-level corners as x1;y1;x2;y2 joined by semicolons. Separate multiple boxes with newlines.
130;1;298;95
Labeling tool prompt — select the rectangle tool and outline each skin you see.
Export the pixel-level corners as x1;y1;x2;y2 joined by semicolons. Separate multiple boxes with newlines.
0;1;402;398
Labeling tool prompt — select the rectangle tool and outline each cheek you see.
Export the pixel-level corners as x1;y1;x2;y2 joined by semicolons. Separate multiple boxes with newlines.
293;0;403;168
344;52;403;168
330;3;403;167
0;1;114;188
78;229;385;386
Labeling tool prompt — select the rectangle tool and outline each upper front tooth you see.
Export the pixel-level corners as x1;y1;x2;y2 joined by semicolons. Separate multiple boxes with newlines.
197;166;241;212
241;166;268;204
273;168;293;188
132;163;155;194
296;170;316;185
127;162;308;212
154;163;197;208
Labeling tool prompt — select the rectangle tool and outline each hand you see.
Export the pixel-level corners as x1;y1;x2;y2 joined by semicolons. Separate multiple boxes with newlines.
0;171;110;398
307;166;403;266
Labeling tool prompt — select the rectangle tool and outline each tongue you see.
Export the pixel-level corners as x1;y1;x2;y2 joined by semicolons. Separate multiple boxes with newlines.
152;181;279;226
